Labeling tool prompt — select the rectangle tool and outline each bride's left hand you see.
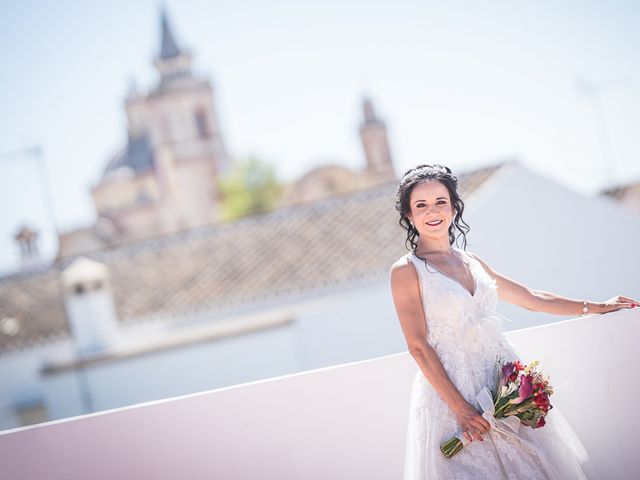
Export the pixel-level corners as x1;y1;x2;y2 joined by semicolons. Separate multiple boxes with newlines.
600;295;640;314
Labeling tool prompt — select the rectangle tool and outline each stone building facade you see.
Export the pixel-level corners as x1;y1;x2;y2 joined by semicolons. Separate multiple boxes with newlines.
57;11;396;259
279;97;396;207
58;12;230;258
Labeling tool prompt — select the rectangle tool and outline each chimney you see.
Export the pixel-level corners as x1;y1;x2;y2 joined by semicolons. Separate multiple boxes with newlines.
61;257;120;355
14;224;41;269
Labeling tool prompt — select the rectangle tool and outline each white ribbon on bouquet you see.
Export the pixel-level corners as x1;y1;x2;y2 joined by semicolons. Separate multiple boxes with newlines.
455;386;521;446
454;386;563;480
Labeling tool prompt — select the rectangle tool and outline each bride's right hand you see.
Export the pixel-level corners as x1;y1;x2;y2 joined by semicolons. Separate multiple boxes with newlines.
453;401;491;442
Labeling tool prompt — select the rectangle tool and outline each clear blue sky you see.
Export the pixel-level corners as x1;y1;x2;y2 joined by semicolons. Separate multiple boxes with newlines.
1;0;639;273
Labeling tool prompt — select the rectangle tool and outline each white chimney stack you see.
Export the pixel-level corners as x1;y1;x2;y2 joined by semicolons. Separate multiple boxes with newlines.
61;257;120;355
14;224;43;270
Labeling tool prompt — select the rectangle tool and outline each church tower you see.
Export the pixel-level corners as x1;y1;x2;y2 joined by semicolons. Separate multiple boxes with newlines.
86;8;231;247
359;97;395;183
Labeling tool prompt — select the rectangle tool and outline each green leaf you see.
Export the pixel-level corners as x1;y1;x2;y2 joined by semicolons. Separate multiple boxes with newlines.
217;156;283;220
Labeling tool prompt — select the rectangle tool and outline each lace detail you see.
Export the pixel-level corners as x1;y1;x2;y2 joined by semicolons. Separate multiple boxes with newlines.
402;249;588;480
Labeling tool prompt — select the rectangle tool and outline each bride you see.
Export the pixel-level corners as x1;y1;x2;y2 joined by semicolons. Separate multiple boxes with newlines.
389;164;639;479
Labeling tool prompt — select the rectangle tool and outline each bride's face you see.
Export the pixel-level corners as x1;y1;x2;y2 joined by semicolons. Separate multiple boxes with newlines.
407;180;456;239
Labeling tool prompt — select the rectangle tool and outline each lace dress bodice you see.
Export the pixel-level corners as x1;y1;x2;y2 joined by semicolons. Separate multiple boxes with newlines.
402;248;588;480
410;249;515;404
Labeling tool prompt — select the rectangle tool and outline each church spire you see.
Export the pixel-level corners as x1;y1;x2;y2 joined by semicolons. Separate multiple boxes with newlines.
359;95;395;183
362;96;378;124
153;7;193;86
159;8;181;60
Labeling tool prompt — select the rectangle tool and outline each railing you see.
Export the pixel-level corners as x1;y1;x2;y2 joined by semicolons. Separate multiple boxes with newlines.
0;309;637;479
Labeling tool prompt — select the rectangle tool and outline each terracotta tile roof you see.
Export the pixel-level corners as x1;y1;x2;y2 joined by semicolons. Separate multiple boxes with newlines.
0;268;68;352
0;161;510;354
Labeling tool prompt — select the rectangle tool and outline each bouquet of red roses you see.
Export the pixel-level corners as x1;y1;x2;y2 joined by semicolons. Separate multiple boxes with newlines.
440;356;554;458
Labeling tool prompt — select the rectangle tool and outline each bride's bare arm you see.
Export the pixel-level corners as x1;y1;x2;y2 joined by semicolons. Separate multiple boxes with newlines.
390;257;490;441
466;252;639;315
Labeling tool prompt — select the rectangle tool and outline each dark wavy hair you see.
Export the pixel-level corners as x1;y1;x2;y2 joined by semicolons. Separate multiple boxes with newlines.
394;164;471;251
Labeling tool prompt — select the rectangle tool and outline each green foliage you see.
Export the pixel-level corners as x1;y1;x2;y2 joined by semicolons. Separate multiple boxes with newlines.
217;157;283;221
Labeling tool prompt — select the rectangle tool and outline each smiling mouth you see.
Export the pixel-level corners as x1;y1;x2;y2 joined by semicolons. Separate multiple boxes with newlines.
426;220;443;226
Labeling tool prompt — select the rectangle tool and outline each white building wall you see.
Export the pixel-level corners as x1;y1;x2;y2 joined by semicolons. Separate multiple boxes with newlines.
462;162;640;329
38;279;406;424
0;340;74;429
1;310;637;480
44;322;299;418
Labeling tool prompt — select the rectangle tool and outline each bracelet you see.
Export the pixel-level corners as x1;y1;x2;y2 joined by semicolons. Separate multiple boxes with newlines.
579;300;589;316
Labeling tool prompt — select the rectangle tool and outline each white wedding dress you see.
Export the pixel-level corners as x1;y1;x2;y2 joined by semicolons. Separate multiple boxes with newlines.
404;248;589;480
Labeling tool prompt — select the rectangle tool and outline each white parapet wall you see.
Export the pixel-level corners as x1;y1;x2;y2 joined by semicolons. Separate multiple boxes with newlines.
0;309;638;479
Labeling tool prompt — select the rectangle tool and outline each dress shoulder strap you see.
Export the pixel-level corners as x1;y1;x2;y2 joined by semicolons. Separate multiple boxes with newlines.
407;251;424;282
454;247;476;265
406;251;429;295
455;248;493;285
406;251;421;274
404;252;429;322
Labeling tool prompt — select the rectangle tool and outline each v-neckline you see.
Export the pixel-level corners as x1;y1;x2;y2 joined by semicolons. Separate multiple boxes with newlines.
413;248;477;298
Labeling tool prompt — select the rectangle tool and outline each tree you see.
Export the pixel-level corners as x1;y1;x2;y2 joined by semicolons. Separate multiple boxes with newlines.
217;157;283;221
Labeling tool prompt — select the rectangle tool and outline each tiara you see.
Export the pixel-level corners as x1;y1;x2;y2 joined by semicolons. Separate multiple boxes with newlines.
402;164;453;179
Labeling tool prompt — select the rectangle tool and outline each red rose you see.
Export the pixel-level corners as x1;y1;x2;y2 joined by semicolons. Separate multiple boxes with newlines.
534;393;546;404
534;394;549;407
536;417;546;428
